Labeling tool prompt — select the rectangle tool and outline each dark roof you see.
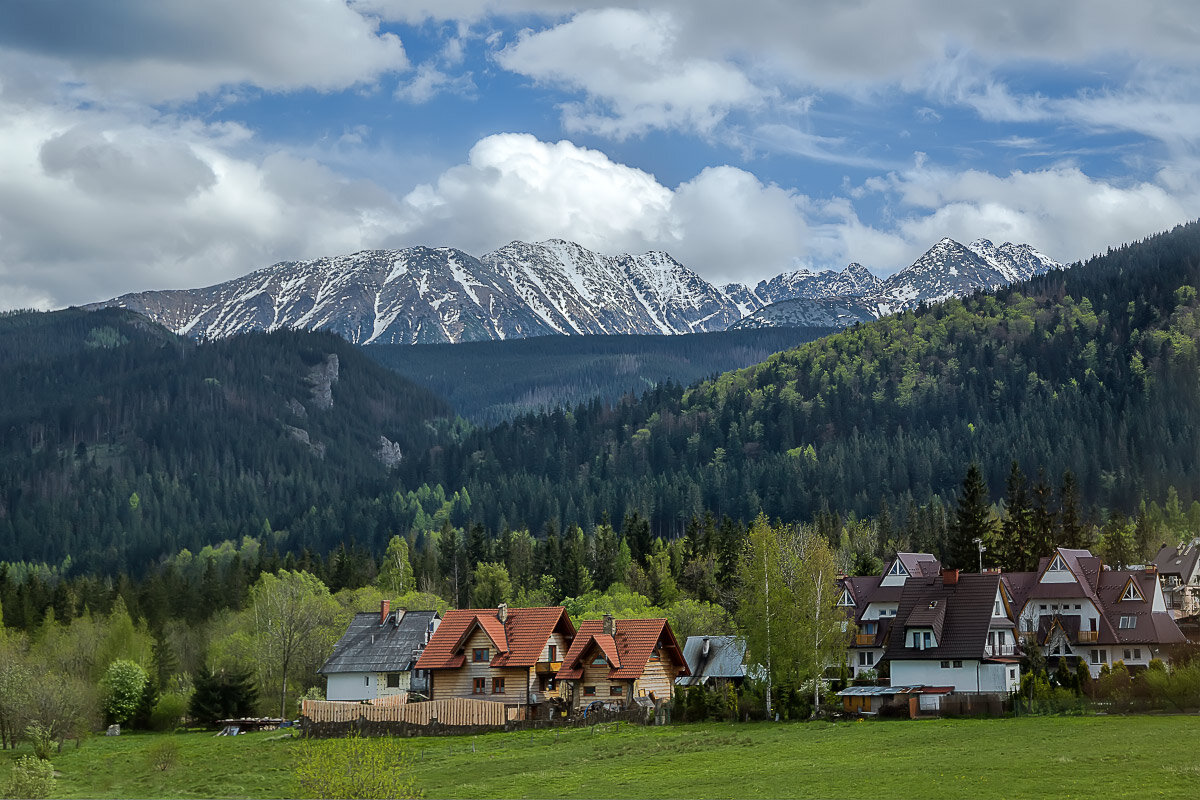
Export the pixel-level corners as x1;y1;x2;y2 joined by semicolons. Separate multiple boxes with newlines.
897;553;941;577
1094;570;1186;646
885;573;1001;662
557;619;689;681
415;606;574;670
1153;541;1200;581
319;609;439;675
677;635;747;684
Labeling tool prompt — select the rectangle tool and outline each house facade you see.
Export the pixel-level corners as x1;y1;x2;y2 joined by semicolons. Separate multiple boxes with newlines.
318;602;440;701
1152;539;1200;618
1005;547;1186;676
840;553;941;679
556;615;689;710
414;604;575;716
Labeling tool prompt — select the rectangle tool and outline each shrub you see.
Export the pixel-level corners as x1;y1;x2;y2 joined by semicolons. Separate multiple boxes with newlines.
150;692;191;732
24;723;54;761
295;735;422;799
4;755;55;799
101;660;149;725
145;738;180;772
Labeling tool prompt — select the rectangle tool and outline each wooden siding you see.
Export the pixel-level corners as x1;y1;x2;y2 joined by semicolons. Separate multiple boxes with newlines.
633;653;675;703
571;658;631;709
430;628;530;703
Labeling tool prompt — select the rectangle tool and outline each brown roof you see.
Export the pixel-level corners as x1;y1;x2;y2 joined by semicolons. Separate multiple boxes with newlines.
885;573;1001;662
1153;540;1200;581
556;619;689;681
415;606;574;670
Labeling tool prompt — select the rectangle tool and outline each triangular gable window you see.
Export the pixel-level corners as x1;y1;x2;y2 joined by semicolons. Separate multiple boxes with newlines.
888;560;908;577
838;589;855;607
1048;555;1068;572
1121;579;1144;602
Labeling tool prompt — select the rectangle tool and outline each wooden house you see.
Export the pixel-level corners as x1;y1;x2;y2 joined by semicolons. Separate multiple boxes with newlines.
555;614;689;710
413;604;575;717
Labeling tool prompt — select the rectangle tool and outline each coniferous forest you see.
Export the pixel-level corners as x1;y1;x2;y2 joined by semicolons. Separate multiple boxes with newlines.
1;221;1199;637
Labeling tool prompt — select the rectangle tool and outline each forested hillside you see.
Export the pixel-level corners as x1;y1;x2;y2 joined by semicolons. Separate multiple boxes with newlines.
0;309;449;573
415;222;1200;537
365;327;836;423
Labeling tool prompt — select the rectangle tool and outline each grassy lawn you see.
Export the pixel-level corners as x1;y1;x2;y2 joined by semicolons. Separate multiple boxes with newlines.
2;716;1197;799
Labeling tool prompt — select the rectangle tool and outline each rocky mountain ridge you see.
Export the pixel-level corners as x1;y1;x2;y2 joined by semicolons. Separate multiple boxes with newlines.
91;237;1061;343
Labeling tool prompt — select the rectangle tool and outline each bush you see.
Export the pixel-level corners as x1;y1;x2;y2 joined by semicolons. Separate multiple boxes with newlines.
150;691;191;732
145;738;180;772
24;723;54;761
101;660;149;725
295;735;422;799
4;755;55;799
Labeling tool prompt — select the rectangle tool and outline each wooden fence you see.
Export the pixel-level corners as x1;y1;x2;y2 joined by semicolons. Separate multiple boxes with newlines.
301;697;510;727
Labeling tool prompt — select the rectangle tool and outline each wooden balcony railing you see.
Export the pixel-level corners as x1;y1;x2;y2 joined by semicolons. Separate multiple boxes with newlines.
535;661;563;674
1077;631;1099;643
854;633;876;646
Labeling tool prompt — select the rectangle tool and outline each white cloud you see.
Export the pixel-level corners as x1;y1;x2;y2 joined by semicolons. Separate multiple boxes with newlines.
395;63;476;104
2;0;409;103
496;9;767;137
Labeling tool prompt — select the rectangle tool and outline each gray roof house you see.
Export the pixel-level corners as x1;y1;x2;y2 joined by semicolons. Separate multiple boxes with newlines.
318;601;441;701
676;635;747;687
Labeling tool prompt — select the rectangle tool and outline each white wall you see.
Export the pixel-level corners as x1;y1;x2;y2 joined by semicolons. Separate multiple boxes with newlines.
891;659;980;692
326;672;376;702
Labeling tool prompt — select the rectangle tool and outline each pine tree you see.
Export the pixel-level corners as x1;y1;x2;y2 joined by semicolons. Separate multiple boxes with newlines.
1059;470;1087;550
947;463;994;571
995;462;1032;571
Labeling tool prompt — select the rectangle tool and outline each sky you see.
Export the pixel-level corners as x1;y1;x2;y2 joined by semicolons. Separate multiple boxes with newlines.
3;1;1200;310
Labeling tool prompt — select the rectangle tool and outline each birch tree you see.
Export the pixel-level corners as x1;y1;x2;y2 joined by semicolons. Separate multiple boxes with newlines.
248;571;340;718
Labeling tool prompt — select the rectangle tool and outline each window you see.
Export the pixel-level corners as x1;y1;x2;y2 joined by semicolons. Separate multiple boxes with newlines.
888;560;908;577
1074;604;1081;610
858;651;874;666
940;660;950;669
592;656;608;666
953;660;963;668
473;648;490;663
1134;648;1141;660
492;677;505;694
1049;555;1068;572
922;631;933;649
650;648;661;662
1123;648;1142;661
548;645;557;662
610;686;623;696
838;589;855;607
861;621;877;634
1119;615;1136;629
1090;649;1106;665
386;673;401;689
1008;668;1017;681
1121;580;1144;602
993;600;1003;616
1039;604;1047;612
473;678;486;694
583;686;596;697
364;676;370;687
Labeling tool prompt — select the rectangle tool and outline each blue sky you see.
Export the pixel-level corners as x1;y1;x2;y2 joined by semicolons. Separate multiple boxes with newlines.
3;0;1200;309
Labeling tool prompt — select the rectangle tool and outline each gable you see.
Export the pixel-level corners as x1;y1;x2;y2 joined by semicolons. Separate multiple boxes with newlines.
1120;577;1145;603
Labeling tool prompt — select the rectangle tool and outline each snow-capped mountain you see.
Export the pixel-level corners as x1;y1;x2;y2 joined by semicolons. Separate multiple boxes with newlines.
92;240;742;345
90;236;1060;344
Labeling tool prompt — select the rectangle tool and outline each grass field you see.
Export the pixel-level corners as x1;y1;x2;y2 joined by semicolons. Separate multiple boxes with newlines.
3;716;1197;799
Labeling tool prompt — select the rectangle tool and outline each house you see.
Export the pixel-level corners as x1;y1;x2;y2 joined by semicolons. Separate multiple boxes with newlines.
675;635;747;688
884;569;1022;694
318;601;440;701
839;553;941;679
1151;539;1200;618
1005;547;1186;676
413;604;575;716
556;614;689;710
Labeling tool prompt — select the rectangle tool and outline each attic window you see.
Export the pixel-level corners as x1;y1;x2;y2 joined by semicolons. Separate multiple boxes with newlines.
1049;555;1068;572
592;656;608;666
838;589;855;607
1119;615;1136;629
1121;580;1145;602
928;600;938;609
889;560;908;577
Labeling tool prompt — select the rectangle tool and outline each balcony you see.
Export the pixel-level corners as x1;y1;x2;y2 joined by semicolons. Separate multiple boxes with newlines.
854;633;876;646
535;661;563;674
983;643;1018;657
1077;631;1099;643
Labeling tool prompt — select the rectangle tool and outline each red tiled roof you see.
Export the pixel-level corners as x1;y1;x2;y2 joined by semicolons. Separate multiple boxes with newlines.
414;606;574;670
556;618;689;681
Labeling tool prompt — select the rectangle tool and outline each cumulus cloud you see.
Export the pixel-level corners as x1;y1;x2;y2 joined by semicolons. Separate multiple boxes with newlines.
496;8;767;137
2;0;408;102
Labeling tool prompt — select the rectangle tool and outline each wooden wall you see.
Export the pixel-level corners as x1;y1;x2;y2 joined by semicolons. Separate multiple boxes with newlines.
430;628;530;703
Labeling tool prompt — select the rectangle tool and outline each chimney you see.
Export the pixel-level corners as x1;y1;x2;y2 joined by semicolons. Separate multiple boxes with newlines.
603;613;615;636
1145;564;1158;576
942;568;960;586
380;599;390;625
497;603;508;623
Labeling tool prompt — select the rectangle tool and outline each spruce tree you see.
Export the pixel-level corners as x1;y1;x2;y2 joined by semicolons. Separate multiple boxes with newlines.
996;461;1031;571
947;463;994;571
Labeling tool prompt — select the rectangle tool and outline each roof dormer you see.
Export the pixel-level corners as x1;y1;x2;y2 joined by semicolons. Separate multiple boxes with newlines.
1120;577;1145;602
838;588;856;607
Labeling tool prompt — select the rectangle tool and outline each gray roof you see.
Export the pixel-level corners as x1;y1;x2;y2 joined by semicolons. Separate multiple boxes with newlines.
676;635;747;685
319;609;440;675
1153;540;1200;581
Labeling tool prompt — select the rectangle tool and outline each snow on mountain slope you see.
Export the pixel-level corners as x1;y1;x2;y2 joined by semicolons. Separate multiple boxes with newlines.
89;236;1061;343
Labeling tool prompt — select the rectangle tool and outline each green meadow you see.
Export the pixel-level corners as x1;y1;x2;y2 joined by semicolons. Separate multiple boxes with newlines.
4;716;1196;799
